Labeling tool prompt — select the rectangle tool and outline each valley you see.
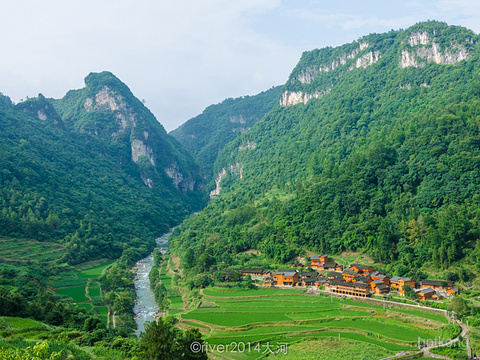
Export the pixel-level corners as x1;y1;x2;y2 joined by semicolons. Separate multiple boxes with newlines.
2;19;480;360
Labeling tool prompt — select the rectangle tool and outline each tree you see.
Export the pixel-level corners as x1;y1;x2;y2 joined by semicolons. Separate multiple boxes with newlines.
402;285;416;300
448;297;469;317
139;317;207;360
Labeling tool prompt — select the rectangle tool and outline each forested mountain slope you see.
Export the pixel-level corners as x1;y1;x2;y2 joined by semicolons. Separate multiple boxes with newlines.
170;86;282;181
0;72;203;264
170;21;480;280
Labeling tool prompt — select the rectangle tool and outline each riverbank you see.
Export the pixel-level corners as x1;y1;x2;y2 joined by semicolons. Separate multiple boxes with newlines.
133;231;170;337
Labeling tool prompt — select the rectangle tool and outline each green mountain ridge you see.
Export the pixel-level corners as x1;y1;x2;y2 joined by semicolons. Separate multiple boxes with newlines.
170;21;480;280
0;71;203;265
170;85;282;182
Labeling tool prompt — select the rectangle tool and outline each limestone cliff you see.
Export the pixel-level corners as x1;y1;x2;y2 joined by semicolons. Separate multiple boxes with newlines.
55;71;202;195
281;41;382;107
400;31;472;68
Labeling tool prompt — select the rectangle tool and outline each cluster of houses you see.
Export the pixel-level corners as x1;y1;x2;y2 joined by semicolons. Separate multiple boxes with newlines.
240;255;459;300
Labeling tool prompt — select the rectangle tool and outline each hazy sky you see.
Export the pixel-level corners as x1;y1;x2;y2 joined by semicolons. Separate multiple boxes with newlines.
1;1;479;131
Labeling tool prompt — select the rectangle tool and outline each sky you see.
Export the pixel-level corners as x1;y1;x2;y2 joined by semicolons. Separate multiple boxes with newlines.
1;1;480;131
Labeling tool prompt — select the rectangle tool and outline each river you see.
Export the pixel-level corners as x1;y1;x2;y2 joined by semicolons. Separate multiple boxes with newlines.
133;230;171;337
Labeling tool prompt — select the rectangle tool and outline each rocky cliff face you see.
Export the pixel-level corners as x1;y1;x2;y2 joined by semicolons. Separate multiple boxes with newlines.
55;72;202;194
281;42;381;107
400;31;471;68
281;23;476;107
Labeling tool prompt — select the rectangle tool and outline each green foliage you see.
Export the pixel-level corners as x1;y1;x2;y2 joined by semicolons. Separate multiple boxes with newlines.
0;341;62;359
170;86;282;180
402;285;416;300
170;21;480;280
0;71;203;265
449;297;470;317
138;317;207;360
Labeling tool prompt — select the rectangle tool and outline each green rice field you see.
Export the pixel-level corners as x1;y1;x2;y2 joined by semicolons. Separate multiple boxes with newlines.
55;285;89;303
77;260;115;278
180;287;449;360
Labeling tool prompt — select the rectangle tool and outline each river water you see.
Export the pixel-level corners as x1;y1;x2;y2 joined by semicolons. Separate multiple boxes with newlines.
133;231;171;337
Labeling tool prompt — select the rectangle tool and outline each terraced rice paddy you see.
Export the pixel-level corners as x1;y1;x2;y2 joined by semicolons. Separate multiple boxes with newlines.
0;239;65;264
179;287;449;360
77;260;115;278
52;260;115;325
55;285;89;303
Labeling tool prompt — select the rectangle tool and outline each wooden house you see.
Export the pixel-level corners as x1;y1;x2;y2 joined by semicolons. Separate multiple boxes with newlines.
310;255;328;269
272;270;299;286
320;262;339;271
301;277;317;287
342;269;357;282
417;288;436;300
349;264;375;276
390;276;416;295
263;277;274;286
374;284;390;295
420;280;454;291
241;268;264;276
315;278;328;289
354;275;372;284
328;271;343;280
447;287;460;295
371;272;390;286
371;280;383;289
329;281;371;297
299;271;318;279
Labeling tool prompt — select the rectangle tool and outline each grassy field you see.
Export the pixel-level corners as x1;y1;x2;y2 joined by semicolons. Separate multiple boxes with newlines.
178;287;450;360
77;260;115;279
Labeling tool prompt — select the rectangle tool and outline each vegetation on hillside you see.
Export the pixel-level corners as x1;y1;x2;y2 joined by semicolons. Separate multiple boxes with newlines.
170;21;480;285
170;86;282;181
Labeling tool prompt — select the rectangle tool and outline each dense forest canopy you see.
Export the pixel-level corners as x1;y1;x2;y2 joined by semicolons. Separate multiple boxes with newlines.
169;21;480;281
0;72;203;265
170;86;282;182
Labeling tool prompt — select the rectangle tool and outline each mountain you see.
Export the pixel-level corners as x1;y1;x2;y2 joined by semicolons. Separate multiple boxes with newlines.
169;86;282;181
169;21;480;280
0;72;203;264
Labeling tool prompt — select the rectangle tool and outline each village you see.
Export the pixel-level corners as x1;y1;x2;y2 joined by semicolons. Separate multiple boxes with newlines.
241;255;460;301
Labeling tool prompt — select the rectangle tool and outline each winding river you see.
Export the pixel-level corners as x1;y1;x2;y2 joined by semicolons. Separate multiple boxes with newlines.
133;230;171;337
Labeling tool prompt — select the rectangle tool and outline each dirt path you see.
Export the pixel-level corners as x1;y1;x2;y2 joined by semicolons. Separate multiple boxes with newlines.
421;319;467;359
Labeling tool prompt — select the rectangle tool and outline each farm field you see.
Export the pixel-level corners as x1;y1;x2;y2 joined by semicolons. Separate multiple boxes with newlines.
180;287;451;360
0;238;66;264
77;260;115;278
50;260;116;325
55;285;89;303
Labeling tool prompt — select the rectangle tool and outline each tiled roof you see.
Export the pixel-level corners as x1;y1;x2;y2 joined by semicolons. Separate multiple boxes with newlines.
421;280;454;287
241;268;264;273
350;264;371;270
390;276;411;282
418;288;436;294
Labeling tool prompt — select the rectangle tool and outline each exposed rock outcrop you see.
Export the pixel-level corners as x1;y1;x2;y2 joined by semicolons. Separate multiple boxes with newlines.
84;86;137;135
165;162;196;193
239;141;256;151
230;115;246;124
400;32;471;68
280;89;331;107
131;139;155;166
210;168;227;198
293;42;379;86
